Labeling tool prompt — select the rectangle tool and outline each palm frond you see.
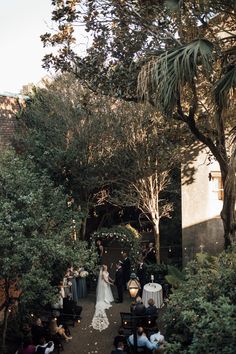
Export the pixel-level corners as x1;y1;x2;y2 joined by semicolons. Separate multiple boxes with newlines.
213;65;236;109
138;39;214;114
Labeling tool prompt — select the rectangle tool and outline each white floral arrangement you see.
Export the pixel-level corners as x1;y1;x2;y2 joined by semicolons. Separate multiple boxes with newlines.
80;270;89;278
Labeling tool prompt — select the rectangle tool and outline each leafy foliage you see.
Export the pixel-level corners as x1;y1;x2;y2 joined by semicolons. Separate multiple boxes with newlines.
92;224;141;262
164;249;236;353
0;150;96;344
42;0;236;247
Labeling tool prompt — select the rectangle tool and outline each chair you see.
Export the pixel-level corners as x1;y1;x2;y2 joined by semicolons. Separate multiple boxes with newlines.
120;312;134;336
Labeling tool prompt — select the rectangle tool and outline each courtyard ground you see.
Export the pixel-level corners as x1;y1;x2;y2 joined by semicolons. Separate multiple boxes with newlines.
62;289;131;354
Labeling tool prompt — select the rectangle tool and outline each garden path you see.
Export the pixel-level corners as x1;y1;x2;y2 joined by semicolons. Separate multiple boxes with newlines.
62;290;130;354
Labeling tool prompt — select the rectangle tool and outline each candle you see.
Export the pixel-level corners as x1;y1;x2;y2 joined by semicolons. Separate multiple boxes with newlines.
151;274;154;282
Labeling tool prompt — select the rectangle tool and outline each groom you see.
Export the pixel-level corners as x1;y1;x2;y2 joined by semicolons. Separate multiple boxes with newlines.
114;262;124;303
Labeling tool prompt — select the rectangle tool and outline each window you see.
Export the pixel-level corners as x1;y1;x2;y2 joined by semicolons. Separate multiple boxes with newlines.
209;171;224;200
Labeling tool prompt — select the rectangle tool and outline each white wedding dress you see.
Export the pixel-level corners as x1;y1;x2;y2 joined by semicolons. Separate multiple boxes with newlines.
91;269;114;331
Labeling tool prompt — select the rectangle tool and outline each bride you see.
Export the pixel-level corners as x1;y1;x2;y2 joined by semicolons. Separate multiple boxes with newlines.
91;264;114;331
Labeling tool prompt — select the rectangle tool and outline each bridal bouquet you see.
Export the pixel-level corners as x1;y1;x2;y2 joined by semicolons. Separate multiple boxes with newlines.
80;270;89;278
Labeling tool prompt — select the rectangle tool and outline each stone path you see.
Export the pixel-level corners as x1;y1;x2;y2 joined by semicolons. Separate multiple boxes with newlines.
62;290;131;354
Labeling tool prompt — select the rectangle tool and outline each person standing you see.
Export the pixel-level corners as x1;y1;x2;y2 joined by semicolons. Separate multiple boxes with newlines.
144;242;156;264
114;262;124;303
121;252;131;289
136;257;147;296
96;239;104;265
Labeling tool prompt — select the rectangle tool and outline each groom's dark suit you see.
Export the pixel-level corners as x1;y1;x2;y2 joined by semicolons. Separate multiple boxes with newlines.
114;266;123;303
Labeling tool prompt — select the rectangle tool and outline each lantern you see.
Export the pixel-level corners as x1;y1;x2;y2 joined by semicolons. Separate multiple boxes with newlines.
127;273;140;298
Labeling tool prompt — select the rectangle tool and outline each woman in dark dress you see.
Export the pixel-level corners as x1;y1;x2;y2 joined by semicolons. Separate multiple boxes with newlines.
76;267;88;299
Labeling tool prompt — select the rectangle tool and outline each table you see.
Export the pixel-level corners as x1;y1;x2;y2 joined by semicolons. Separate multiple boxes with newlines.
142;283;163;308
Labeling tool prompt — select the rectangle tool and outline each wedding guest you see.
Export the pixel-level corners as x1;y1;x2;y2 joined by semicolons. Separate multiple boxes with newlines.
51;282;65;311
146;298;158;317
128;327;158;351
17;338;35;354
132;296;146;317
96;239;104;265
114;262;124;303
113;328;129;352
150;328;165;345
31;318;47;345
141;243;148;258
144;242;156;264
35;337;54;354
136;257;147;296
121;252;131;288
111;341;126;354
49;319;72;342
76;267;88;299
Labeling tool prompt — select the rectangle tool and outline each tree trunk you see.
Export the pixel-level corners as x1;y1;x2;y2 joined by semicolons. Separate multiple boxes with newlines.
153;221;160;264
1;304;9;353
221;169;236;248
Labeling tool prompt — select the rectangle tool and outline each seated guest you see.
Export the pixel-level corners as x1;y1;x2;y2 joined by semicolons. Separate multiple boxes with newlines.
111;341;126;354
150;328;165;345
17;338;35;354
49;319;72;342
146;298;158;317
35;337;54;354
31;318;47;345
132;297;146;317
128;327;159;351
113;328;128;352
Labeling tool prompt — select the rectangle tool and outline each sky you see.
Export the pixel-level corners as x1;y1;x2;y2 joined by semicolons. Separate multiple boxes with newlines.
0;0;54;93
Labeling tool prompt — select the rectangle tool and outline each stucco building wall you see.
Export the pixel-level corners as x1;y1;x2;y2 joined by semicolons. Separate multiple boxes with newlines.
181;149;224;265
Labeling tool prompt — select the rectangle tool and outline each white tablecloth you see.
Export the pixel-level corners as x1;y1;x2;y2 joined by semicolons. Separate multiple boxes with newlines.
142;283;163;308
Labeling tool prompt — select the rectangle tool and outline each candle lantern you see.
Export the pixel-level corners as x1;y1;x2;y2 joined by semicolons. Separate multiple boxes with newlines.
128;273;140;298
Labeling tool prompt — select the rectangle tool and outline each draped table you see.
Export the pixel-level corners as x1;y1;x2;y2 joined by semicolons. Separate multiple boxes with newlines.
142;283;163;308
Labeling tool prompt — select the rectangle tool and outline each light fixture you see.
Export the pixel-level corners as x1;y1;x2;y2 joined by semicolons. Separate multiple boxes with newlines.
128;273;140;298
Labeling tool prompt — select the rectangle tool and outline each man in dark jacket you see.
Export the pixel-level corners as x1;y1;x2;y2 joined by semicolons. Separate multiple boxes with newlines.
114;262;124;303
121;252;131;289
110;341;126;354
136;257;147;296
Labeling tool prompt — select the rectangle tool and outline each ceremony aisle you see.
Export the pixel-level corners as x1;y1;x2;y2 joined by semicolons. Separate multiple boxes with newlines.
64;291;130;354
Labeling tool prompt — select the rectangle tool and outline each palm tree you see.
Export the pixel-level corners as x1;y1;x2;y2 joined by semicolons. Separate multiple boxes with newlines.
138;38;236;247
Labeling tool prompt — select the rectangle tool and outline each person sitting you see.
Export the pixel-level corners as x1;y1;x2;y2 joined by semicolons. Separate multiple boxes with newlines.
111;341;126;354
48;318;72;342
146;298;158;317
35;337;54;354
17;338;36;354
31;318;47;345
128;327;159;351
113;328;129;353
150;328;165;345
132;297;146;317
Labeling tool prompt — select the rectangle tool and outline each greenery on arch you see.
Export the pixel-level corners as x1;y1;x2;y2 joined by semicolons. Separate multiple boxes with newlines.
92;224;142;262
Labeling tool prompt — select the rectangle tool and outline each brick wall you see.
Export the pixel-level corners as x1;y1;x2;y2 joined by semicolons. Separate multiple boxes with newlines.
0;95;19;150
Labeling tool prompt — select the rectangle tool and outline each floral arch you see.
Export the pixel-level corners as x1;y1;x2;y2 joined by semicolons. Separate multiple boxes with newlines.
91;224;141;262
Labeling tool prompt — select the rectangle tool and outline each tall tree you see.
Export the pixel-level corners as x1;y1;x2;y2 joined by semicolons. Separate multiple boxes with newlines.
42;0;236;247
0;150;96;352
106;101;182;263
16;74;114;239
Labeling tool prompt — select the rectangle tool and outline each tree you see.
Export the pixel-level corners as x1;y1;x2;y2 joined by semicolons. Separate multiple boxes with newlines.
42;0;236;247
105;101;182;263
0;150;96;352
16;74;115;239
164;249;236;353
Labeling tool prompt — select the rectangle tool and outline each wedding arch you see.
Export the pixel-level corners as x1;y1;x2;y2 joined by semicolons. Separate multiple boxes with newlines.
91;224;141;262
